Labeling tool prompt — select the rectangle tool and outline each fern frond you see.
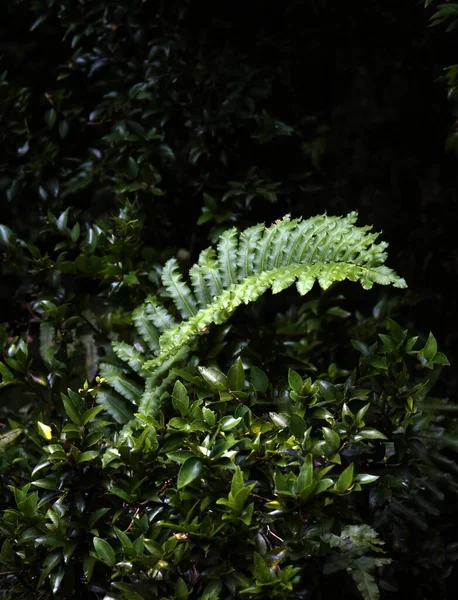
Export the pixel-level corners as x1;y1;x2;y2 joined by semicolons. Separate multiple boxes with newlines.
141;214;405;372
195;247;222;299
102;212;406;415
237;222;265;280
99;363;143;404
161;258;198;318
217;227;239;287
112;341;146;375
144;296;177;332
96;388;134;424
132;305;160;352
189;263;213;308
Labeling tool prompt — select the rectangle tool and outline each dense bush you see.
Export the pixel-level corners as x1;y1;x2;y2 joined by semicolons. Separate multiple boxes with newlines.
0;211;456;599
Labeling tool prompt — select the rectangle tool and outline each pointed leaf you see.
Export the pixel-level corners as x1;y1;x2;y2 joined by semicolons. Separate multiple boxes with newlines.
177;457;204;489
93;537;116;567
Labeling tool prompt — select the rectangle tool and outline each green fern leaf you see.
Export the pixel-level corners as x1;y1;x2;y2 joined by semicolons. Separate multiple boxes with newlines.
96;389;134;424
162;258;198;318
132;305;160;352
141;213;405;372
99;363;143;404
144;296;177;333
138;370;178;414
217;227;238;286
195;247;222;299
106;212;406;414
112;342;146;375
237;222;265;279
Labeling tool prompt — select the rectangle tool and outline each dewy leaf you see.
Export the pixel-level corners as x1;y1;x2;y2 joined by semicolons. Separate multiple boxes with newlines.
177;457;204;489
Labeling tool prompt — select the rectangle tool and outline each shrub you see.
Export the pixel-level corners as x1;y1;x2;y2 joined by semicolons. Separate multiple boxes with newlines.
0;213;456;600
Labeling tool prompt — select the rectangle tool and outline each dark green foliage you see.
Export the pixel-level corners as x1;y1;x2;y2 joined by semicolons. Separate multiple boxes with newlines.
1;0;458;598
0;257;456;598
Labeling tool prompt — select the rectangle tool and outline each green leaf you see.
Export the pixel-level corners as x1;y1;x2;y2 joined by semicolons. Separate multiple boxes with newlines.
198;366;228;391
83;554;96;583
175;577;189;600
228;357;245;391
61;393;83;425
433;351;450;366
82;405;104;425
202;406;216;426
385;318;406;343
322;427;340;451
358;428;387;440
37;421;53;440
177;457;204;489
77;451;100;463
253;551;275;583
46;108;57;129
335;463;354;493
368;356;388;370
172;380;190;416
419;332;438;364
288;369;303;394
294;453;313;494
220;416;242;431
289;413;307;438
59;119;69;139
356;474;379;485
251;366;269;393
342;403;354;425
37;550;62;588
0;428;23;452
230;467;246;497
351;339;371;358
317;380;338;402
93;537;116;567
314;478;334;495
200;581;223;600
